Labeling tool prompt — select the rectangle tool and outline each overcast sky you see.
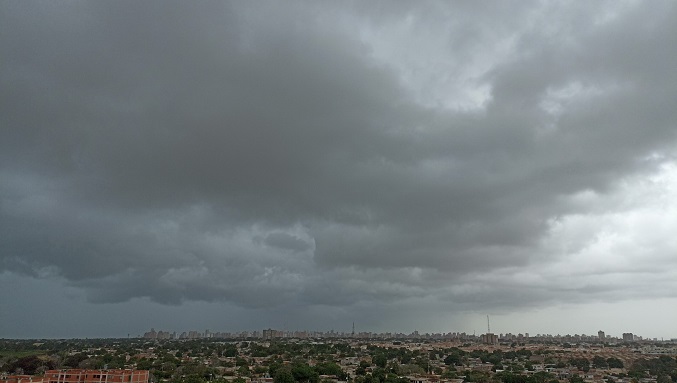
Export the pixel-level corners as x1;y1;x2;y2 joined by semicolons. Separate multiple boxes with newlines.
1;1;676;340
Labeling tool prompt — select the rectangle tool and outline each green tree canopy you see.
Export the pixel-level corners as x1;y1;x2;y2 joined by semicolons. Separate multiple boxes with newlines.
373;354;388;369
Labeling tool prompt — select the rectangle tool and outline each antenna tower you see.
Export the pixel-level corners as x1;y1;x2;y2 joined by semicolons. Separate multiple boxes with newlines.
487;315;490;333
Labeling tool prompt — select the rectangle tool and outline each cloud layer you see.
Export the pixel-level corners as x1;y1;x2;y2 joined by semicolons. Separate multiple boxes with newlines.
1;1;676;335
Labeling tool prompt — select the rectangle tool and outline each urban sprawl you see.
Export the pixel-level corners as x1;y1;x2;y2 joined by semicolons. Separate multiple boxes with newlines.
2;329;676;383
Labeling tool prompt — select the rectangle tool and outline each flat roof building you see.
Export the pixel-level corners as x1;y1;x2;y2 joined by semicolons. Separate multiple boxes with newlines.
43;370;148;383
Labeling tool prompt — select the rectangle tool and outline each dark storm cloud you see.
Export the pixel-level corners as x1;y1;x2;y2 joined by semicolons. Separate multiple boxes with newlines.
1;0;677;322
261;232;312;252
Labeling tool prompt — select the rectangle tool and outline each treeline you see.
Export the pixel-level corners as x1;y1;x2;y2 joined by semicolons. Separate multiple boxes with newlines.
1;355;55;375
628;356;677;382
269;361;349;383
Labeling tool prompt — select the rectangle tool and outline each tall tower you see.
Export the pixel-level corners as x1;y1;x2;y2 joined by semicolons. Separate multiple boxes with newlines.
352;322;355;337
482;315;498;345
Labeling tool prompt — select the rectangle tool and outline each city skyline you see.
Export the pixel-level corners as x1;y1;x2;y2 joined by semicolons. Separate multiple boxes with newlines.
1;2;677;339
137;327;666;342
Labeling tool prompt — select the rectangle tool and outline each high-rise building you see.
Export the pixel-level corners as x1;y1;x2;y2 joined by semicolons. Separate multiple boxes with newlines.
262;328;282;339
142;328;157;339
598;330;605;341
482;333;499;345
622;333;634;341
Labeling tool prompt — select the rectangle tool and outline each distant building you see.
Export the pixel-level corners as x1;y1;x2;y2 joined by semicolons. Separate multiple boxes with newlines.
262;328;283;339
622;333;634;342
482;333;498;345
142;328;157;339
598;330;605;341
263;328;273;339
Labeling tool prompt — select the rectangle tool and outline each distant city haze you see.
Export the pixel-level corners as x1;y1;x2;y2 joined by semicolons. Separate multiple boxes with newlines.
1;1;676;339
138;328;665;343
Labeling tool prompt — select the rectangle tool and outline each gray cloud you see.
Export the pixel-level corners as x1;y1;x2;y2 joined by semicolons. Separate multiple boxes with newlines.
1;0;677;337
261;232;312;252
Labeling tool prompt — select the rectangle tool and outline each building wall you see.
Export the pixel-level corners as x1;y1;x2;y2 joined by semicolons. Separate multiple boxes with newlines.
1;375;47;383
43;370;148;383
